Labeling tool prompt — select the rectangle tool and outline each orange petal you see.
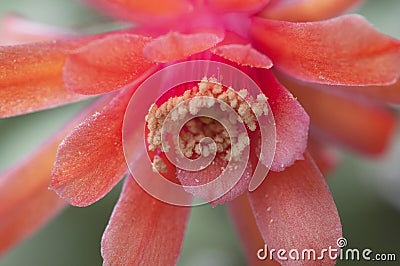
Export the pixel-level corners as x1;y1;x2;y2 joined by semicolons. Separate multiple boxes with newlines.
101;177;191;265
260;0;361;22
248;153;342;266
307;137;340;176
50;87;136;207
227;194;280;265
143;31;223;63
0;188;65;256
64;33;155;95
207;0;270;13
330;78;400;105
0;98;104;254
283;75;397;155
177;157;253;206
257;70;309;171
250;15;400;86
87;0;193;24
211;43;273;69
0;143;65;255
0;40;90;118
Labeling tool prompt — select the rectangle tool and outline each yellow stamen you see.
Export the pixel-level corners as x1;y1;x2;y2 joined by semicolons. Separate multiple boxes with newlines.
146;77;268;173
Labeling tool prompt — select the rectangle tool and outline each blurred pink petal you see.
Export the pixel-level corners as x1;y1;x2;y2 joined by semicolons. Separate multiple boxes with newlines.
307;137;340;176
0;99;104;254
0;14;74;45
329;79;400;105
0;144;65;255
284;76;397;155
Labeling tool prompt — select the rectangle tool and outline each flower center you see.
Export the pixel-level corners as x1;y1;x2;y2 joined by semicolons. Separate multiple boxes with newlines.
145;77;268;173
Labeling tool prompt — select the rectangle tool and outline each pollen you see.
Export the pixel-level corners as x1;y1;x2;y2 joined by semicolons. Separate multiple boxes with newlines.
151;154;167;173
146;77;269;173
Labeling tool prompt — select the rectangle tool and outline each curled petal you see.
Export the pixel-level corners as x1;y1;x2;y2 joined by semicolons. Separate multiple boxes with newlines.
207;0;270;13
250;15;400;86
227;194;280;265
260;0;361;22
283;75;396;155
50;88;136;207
257;70;309;171
64;33;155;95
101;177;191;265
143;31;223;63
248;153;342;266
211;44;273;69
86;0;193;24
0;41;90;118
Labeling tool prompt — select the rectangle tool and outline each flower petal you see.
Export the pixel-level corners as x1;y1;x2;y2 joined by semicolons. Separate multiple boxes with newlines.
0;143;65;255
101;177;191;265
331;79;400;105
64;33;155;95
227;194;280;265
257;70;309;171
283;76;397;155
0;189;65;256
0;99;103;254
143;31;223;63
250;15;400;86
307;137;340;176
0;14;74;45
86;0;193;24
211;44;273;69
0;41;89;118
248;153;342;266
50;88;135;207
260;0;361;22
177;157;253;206
206;0;270;13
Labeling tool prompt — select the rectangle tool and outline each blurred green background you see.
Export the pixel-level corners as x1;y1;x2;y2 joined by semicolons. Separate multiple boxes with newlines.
1;0;400;265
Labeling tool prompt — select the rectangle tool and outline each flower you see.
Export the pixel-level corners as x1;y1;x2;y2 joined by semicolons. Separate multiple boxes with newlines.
1;0;400;265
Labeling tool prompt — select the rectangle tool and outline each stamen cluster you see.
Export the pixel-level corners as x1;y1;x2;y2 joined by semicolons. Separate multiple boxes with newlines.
146;78;268;173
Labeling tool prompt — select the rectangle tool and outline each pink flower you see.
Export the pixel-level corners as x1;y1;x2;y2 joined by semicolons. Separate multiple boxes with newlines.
1;0;399;265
